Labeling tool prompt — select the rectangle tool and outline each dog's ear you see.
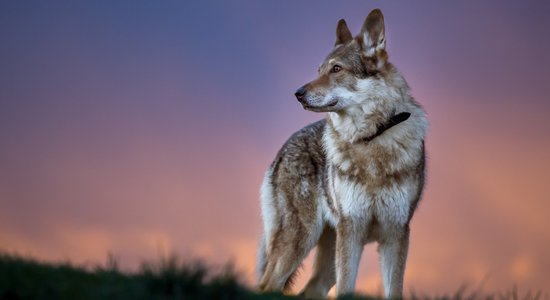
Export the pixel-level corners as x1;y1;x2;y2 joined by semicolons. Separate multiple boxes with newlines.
359;9;387;67
335;19;353;46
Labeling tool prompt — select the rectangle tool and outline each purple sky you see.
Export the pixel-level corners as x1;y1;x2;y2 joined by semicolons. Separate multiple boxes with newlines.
1;1;550;295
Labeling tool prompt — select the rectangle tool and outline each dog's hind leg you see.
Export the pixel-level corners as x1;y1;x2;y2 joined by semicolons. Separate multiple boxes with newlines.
300;225;336;298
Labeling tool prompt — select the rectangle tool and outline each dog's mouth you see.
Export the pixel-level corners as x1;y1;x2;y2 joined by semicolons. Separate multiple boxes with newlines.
302;100;339;112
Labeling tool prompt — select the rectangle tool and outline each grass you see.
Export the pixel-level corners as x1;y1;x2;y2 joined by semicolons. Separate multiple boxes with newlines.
0;252;294;300
0;253;544;300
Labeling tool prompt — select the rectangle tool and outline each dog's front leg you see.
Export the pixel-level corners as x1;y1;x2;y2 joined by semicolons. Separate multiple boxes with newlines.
379;224;410;298
335;219;363;296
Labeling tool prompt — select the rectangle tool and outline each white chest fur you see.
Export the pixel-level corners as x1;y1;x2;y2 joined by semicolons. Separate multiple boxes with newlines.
331;173;416;227
323;111;426;228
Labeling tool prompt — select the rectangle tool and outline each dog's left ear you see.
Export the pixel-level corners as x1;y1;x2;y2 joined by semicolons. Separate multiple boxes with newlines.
359;9;387;67
335;19;353;46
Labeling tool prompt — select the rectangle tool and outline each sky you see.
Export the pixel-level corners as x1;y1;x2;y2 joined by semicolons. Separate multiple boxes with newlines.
1;0;550;296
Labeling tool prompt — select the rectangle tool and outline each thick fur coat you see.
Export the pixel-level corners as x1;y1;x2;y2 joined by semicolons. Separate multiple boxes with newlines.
257;9;428;299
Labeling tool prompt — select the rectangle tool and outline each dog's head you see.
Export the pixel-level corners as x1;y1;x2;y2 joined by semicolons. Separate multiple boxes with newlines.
295;9;397;112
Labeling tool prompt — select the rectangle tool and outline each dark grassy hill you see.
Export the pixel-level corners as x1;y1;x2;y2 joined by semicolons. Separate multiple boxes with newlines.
0;253;542;300
0;253;282;300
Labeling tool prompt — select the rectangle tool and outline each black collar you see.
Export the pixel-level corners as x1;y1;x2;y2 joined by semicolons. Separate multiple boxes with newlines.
362;112;411;142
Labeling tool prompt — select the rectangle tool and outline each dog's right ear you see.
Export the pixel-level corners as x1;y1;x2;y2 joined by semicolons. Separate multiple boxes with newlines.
335;19;353;46
359;9;387;68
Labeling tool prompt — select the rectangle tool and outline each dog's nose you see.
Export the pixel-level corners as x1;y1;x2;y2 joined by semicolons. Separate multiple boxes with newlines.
294;87;307;102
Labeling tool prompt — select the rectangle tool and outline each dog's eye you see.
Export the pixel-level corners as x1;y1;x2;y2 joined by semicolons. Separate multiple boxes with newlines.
331;65;342;73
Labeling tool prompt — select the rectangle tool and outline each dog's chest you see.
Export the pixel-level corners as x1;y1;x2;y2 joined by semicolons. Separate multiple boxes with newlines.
325;139;418;226
330;172;413;227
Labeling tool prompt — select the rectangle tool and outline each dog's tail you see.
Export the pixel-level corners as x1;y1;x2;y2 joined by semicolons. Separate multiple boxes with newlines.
256;233;267;285
256;232;301;291
284;265;300;292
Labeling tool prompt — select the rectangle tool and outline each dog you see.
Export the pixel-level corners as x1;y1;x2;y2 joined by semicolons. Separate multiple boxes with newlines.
257;9;428;298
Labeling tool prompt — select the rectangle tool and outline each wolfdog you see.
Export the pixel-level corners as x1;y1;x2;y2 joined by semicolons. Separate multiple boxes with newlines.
257;9;428;299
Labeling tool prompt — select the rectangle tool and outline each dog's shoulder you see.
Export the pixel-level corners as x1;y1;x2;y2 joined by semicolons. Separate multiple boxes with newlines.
278;119;326;155
270;119;327;175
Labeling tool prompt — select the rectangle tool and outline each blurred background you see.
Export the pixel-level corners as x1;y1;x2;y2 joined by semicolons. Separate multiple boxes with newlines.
1;0;549;295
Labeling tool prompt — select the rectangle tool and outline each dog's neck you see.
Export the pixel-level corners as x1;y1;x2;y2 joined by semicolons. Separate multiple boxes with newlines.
327;105;409;143
362;112;410;142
